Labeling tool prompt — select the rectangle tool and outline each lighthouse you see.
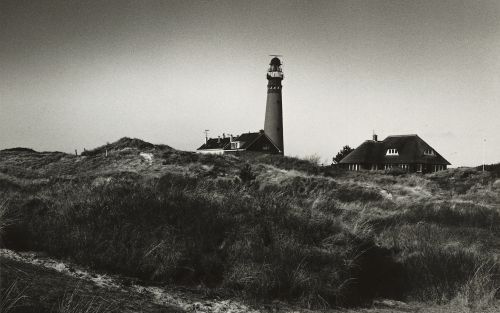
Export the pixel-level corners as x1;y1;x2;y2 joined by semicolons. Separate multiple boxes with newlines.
197;57;284;155
264;57;284;154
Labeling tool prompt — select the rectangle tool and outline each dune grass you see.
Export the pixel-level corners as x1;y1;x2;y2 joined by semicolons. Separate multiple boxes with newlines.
0;281;27;313
1;138;499;308
57;289;116;313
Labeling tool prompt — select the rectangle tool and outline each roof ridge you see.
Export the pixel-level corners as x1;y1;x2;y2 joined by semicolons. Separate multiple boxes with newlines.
385;134;418;138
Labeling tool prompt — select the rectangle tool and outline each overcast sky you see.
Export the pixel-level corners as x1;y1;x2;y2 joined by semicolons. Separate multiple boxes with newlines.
1;0;499;166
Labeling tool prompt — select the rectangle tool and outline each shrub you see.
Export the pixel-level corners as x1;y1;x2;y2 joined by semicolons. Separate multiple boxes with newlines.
332;145;354;164
238;163;255;183
477;163;500;178
385;168;407;176
304;154;322;166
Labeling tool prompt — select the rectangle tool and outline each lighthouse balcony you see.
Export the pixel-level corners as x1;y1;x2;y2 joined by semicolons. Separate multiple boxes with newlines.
267;71;284;78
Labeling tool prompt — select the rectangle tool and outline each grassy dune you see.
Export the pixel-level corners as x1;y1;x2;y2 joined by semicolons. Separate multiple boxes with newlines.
1;138;499;310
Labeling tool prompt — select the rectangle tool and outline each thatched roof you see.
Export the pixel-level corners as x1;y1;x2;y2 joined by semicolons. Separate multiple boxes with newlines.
340;135;450;165
339;141;385;164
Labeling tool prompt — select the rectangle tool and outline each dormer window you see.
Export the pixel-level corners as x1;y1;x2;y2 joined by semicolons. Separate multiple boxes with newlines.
231;141;241;149
386;148;399;156
423;149;435;156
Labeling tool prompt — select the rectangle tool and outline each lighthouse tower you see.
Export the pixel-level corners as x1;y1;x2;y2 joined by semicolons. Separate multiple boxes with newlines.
264;57;284;154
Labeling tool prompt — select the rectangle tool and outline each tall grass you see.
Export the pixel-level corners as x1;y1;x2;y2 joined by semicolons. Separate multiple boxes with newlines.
0;281;27;313
2;176;401;306
57;289;115;313
2;143;500;308
455;262;499;310
0;199;11;235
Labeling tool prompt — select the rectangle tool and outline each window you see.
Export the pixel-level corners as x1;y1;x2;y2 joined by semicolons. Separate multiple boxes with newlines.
349;164;360;171
433;165;445;172
230;141;241;149
386;148;399;155
424;149;435;156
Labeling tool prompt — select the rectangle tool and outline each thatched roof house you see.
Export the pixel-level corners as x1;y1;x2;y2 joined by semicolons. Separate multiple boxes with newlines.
340;134;450;173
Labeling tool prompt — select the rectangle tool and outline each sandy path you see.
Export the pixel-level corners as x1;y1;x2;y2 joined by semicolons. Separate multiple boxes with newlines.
4;248;484;313
0;249;267;313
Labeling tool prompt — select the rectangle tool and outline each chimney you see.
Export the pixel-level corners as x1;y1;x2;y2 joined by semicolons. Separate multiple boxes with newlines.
230;134;233;142
373;134;378;141
204;130;209;144
218;136;221;143
222;133;225;139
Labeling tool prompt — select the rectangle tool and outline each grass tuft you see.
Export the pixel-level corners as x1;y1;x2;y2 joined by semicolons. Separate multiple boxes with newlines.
455;262;499;310
57;289;116;313
0;281;27;313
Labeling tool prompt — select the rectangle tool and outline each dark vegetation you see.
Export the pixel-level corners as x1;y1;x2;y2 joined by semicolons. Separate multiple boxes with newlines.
477;163;500;178
1;138;500;309
332;145;354;164
81;137;172;157
0;257;177;313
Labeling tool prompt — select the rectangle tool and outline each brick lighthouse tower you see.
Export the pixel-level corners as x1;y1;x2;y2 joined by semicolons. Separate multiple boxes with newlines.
264;56;284;154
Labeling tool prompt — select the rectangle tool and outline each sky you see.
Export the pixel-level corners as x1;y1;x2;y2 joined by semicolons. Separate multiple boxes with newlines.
1;0;499;166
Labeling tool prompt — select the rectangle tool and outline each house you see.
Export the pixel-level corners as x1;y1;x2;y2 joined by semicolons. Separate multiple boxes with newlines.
339;134;450;173
197;130;281;155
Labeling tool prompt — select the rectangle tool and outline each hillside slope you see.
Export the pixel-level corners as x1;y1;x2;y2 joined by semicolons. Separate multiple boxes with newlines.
1;138;500;311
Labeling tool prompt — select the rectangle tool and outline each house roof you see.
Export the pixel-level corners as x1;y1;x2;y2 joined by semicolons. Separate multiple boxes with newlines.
234;132;261;149
197;130;282;153
340;134;451;165
339;140;386;164
197;137;230;150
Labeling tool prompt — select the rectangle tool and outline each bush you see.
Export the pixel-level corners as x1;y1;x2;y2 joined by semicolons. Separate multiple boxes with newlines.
238;163;255;183
477;163;500;178
385;168;407;176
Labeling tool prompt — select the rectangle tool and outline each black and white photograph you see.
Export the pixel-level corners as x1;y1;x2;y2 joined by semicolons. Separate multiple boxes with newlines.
1;1;499;312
